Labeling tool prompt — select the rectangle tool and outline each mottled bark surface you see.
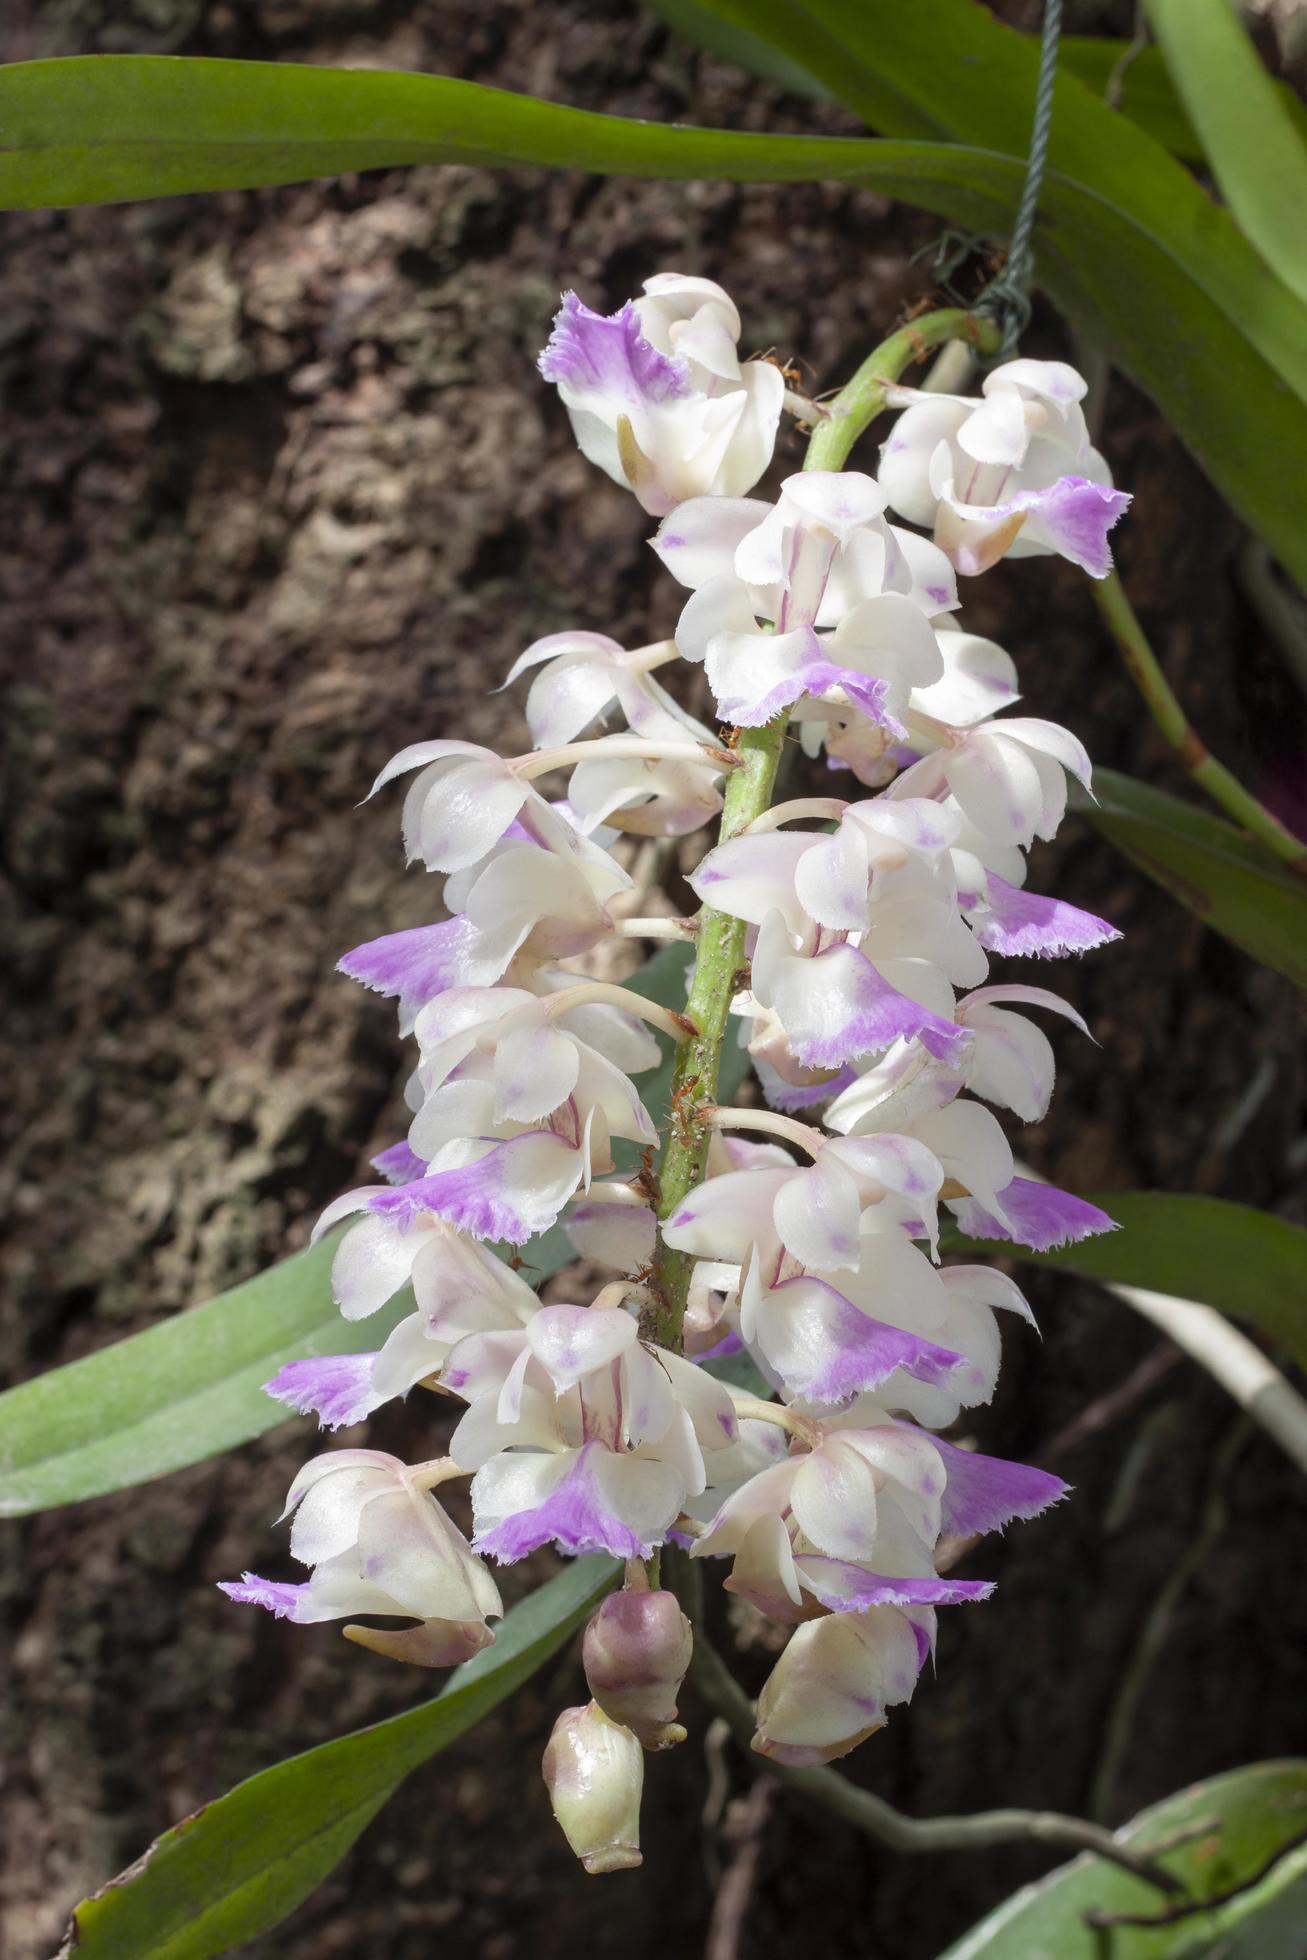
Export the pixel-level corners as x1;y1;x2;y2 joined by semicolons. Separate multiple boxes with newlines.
2;4;1305;1957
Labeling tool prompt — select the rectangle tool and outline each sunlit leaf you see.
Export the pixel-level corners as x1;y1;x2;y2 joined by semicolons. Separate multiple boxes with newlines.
60;1557;616;1960
2;54;1305;589
1075;771;1307;991
684;0;1307;405
1147;0;1307;306
938;1759;1307;1958
644;9;1249;163
644;10;1229;161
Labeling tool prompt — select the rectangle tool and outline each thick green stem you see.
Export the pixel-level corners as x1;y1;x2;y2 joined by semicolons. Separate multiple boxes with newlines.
803;307;1000;471
644;309;998;1349
644;715;789;1347
1093;571;1307;874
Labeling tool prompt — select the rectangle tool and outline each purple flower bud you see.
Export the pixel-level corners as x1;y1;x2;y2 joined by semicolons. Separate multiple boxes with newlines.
582;1589;693;1749
542;1702;644;1874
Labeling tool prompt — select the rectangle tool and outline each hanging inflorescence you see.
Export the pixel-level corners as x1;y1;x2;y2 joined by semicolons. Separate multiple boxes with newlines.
222;273;1130;1874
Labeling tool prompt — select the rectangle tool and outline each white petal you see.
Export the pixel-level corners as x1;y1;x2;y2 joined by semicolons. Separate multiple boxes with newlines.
690;832;813;938
793;819;871;932
288;1461;397;1566
773;1151;864;1272
493;1016;581;1124
790;1439;881;1560
356;1486;501;1623
879;399;967;527
527;1303;637;1392
663;1168;794;1265
331;1213;421;1322
945;730;1047;847
652;496;770;590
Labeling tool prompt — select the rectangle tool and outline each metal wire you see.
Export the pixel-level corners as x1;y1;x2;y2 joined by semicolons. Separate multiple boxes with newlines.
978;0;1064;357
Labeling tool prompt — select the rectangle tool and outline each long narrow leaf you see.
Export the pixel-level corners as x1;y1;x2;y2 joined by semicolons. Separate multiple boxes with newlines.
1059;37;1201;159
1060;36;1307;160
1147;0;1307;305
939;1760;1307;1959
1076;771;1307;991
0;1233;404;1517
645;0;832;99
947;1193;1307;1372
2;58;1306;588
60;1557;616;1960
687;0;1307;405
646;9;1234;163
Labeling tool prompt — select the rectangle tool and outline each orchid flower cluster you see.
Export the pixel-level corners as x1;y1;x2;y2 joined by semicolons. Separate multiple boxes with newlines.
223;273;1130;1876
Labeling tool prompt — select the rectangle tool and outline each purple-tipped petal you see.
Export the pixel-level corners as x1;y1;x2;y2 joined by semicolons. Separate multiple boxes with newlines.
773;942;971;1071
949;1176;1118;1252
1010;476;1132;580
339;918;480;1028
218;1573;312;1620
794;1555;994;1612
929;1436;1068;1536
263;1354;385;1430
369;1133;584;1244
371;1140;427;1186
474;1445;649;1563
767;1278;971;1406
758;1062;858;1113
538;292;689;402
719;656;906;734
966;874;1120;959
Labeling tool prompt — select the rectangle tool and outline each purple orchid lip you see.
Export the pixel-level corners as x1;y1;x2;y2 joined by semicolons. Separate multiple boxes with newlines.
948;1176;1117;1253
538;292;689;405
372;1140;427;1185
990;474;1131;579
263;1354;383;1430
474;1445;658;1563
966;874;1120;958
218;1573;310;1621
928;1434;1068;1536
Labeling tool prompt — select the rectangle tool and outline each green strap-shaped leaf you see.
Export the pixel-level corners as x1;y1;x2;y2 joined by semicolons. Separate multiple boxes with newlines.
647;5;1307;168
645;0;832;99
61;1556;617;1960
645;6;1230;163
0;943;704;1517
947;1193;1307;1372
1075;770;1307;991
1062;36;1307;165
939;1759;1307;1958
1147;0;1307;306
1;57;1305;592
680;0;1307;405
1060;38;1201;160
0;1231;395;1518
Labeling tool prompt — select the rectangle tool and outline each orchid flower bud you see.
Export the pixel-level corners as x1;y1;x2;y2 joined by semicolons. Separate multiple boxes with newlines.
582;1589;693;1749
542;1702;645;1874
